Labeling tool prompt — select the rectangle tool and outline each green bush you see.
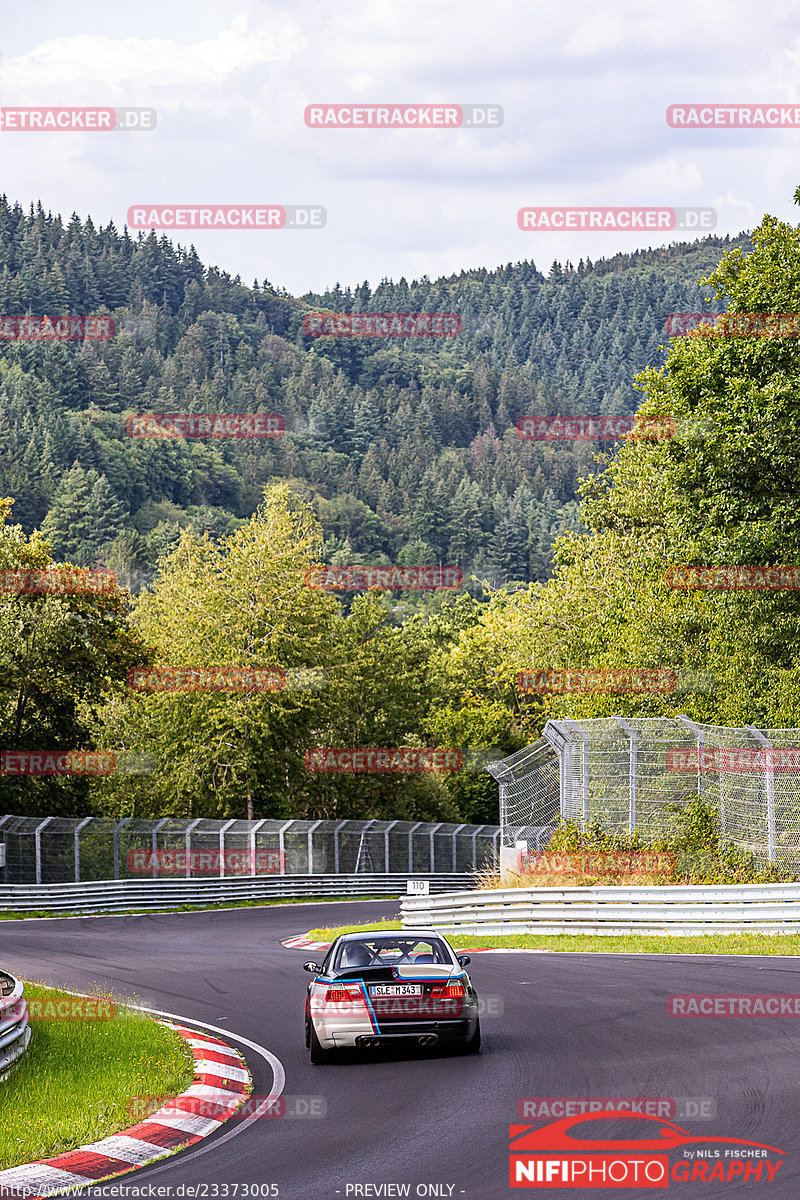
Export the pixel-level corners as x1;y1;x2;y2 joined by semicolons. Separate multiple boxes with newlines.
546;797;788;884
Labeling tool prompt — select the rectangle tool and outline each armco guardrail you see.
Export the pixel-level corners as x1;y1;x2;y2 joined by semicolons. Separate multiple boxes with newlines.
0;971;30;1077
401;882;800;936
0;873;475;915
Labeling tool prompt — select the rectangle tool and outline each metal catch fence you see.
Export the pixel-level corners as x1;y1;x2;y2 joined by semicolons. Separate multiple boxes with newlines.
0;815;501;885
490;717;800;866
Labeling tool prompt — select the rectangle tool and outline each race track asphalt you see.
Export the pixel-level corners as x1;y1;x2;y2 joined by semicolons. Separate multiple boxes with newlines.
2;900;800;1199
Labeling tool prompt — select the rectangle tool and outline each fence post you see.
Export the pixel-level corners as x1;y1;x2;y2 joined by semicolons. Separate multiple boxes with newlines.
218;820;235;877
676;714;706;803
543;719;575;821
565;719;590;824
408;822;422;872
0;814;9;882
333;819;348;873
307;820;323;874
747;726;777;863
249;818;266;875
185;818;202;877
451;823;467;871
113;817;130;880
472;824;487;870
428;823;443;872
277;820;292;875
151;819;168;879
354;821;377;873
384;820;399;872
73;817;93;883
34;816;53;884
613;716;637;832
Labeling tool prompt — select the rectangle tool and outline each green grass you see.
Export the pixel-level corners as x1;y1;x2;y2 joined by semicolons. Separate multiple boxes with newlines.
304;920;800;957
0;895;391;920
0;982;195;1170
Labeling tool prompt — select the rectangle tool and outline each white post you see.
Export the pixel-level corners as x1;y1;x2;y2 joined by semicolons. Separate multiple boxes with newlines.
307;819;323;874
565;719;590;825
73;817;92;883
384;820;399;872
333;819;348;873
613;716;637;833
676;714;706;803
218;820;236;877
277;820;293;875
408;821;422;872
471;824;487;870
152;818;168;879
428;822;444;871
249;818;267;875
113;817;130;879
34;816;54;885
184;818;202;877
451;823;467;871
747;726;777;863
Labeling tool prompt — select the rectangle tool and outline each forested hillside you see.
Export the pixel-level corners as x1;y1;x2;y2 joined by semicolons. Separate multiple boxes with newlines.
3;192;778;823
0;197;748;592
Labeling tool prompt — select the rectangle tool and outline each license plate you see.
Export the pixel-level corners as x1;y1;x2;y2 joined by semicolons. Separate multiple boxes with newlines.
369;984;422;997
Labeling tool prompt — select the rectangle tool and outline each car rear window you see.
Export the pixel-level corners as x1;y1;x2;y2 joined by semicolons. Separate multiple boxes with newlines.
334;937;453;970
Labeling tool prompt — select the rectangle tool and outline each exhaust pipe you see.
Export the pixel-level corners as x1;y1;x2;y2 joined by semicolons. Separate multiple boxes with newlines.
418;1034;438;1047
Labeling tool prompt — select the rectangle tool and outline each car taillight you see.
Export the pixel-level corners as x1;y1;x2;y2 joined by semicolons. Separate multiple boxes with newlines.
431;982;466;999
325;984;363;1002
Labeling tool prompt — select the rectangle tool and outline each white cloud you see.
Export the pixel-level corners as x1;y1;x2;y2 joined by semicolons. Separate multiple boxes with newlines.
0;0;798;292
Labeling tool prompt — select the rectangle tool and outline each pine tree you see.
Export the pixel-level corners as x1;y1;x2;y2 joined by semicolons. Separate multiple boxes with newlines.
40;462;99;563
88;473;129;551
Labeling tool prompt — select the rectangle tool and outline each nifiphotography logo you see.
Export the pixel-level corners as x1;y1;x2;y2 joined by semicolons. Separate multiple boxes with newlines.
509;1112;785;1188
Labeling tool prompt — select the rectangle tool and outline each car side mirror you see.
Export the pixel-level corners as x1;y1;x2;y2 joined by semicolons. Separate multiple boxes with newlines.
303;961;320;973
458;955;471;967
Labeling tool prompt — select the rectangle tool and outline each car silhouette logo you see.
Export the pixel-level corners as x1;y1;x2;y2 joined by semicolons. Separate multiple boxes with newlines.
510;1111;784;1155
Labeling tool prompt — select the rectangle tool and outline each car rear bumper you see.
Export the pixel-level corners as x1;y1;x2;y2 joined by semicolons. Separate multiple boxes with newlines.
330;1016;478;1049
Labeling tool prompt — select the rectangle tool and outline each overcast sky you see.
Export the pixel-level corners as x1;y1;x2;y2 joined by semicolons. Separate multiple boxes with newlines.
1;0;798;294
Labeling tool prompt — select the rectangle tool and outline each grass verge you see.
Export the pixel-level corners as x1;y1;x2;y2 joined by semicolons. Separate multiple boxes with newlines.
0;895;391;920
303;920;800;957
0;982;195;1170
